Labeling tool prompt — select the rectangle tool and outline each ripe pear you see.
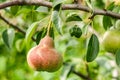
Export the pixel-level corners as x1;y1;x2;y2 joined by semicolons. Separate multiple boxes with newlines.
27;35;63;72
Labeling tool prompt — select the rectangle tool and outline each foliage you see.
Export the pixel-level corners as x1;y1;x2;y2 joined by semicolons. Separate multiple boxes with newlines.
0;0;120;80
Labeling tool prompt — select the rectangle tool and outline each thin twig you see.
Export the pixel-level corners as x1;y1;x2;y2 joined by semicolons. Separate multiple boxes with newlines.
86;63;92;80
0;0;120;19
0;14;36;41
0;14;25;34
63;62;92;80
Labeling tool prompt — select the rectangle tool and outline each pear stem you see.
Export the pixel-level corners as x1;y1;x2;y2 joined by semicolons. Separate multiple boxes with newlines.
47;8;53;36
47;18;52;36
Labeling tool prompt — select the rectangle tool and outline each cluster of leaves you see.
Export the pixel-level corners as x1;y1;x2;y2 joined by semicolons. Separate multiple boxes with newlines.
0;0;120;80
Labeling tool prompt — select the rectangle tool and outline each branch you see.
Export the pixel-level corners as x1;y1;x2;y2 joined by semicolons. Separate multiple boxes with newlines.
63;62;92;80
0;14;36;41
0;0;120;19
0;14;25;34
85;63;92;80
0;0;52;9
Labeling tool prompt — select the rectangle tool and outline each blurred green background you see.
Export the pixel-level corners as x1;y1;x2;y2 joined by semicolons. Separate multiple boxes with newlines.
0;0;120;80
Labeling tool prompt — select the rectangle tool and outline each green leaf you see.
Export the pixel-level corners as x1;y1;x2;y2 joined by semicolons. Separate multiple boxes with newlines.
15;39;25;52
69;25;82;38
103;16;112;30
60;64;72;80
66;13;82;22
115;20;120;29
86;34;99;62
36;27;54;44
107;2;115;10
52;0;63;35
0;0;6;3
53;0;63;11
92;0;105;9
2;28;15;48
36;6;48;13
0;57;6;72
49;27;54;39
36;28;47;44
112;5;120;13
85;0;93;10
26;10;38;22
17;8;31;15
25;22;39;44
53;0;63;7
36;30;44;45
116;49;120;66
52;10;62;35
10;6;20;15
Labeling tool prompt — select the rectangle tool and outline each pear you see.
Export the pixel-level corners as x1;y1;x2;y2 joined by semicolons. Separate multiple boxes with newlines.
27;35;63;72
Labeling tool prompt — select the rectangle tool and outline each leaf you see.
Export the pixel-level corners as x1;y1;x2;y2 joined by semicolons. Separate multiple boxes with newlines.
15;39;25;52
113;5;120;13
49;27;54;39
26;10;38;22
60;65;72;80
69;25;82;38
86;34;99;62
10;6;20;15
115;49;120;66
103;16;112;30
53;0;63;11
85;0;93;10
107;2;115;10
0;0;6;3
66;13;82;22
36;28;47;44
2;28;15;48
93;0;105;9
25;22;39;44
52;0;63;35
17;8;31;15
36;27;54;44
36;6;48;13
52;10;62;35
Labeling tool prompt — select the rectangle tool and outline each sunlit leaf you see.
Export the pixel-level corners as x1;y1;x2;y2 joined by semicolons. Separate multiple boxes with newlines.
25;22;39;44
60;64;72;80
10;6;20;15
107;2;115;10
66;13;82;22
26;10;38;22
85;0;93;9
36;6;48;13
52;10;62;35
113;5;120;13
0;57;6;72
17;8;31;15
86;34;99;62
15;39;25;52
2;28;15;48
